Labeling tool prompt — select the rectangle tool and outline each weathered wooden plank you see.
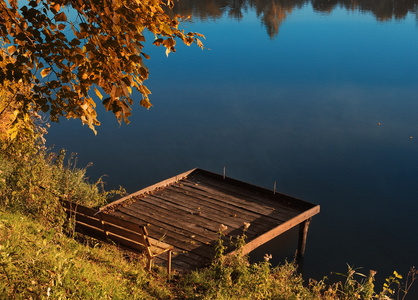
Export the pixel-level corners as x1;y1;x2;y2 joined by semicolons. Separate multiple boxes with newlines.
62;200;99;216
186;181;302;217
74;222;106;239
100;221;148;247
105;232;149;253
168;182;298;223
115;210;246;268
229;205;320;256
99;212;148;232
101;169;197;211
123;199;223;235
148;236;173;253
115;207;217;259
150;188;279;230
135;193;261;234
155;254;203;271
179;177;295;213
68;211;102;229
152;241;211;268
110;209;216;247
156;185;288;230
182;177;302;216
116;194;288;260
192;169;315;210
100;214;174;255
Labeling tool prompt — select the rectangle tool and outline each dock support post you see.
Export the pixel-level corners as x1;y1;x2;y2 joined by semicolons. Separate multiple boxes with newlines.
297;218;311;258
167;250;172;276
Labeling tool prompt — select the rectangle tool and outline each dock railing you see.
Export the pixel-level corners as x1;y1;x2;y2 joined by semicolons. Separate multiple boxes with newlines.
61;200;173;275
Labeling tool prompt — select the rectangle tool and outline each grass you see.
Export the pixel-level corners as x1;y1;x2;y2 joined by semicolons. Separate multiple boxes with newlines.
0;210;172;299
2;208;415;299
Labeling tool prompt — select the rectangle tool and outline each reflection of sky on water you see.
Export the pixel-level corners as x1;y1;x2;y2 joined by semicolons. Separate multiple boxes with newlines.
47;3;418;294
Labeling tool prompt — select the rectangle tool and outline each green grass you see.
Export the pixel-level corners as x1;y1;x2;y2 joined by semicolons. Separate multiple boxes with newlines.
0;210;172;299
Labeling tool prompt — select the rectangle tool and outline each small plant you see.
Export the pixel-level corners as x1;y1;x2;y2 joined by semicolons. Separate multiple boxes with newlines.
213;224;228;262
331;265;417;300
333;265;377;299
383;267;417;300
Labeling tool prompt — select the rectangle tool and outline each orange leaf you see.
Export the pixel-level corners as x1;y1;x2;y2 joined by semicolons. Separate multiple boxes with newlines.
7;45;16;54
140;98;152;109
52;3;61;13
55;12;67;22
41;68;51;78
94;87;103;100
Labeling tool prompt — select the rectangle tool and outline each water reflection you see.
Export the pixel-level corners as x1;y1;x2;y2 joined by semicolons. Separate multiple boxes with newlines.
170;0;418;38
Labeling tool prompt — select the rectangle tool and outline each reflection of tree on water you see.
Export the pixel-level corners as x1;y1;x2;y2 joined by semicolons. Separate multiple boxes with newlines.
312;0;417;21
252;0;306;39
169;0;418;38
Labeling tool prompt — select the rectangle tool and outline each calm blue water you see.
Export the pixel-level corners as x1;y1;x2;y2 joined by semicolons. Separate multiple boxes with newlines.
47;0;418;295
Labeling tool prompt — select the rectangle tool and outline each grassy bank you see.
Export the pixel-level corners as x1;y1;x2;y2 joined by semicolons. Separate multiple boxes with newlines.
0;143;416;299
0;210;172;299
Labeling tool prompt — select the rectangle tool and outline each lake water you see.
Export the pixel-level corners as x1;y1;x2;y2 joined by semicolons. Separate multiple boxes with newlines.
47;0;418;295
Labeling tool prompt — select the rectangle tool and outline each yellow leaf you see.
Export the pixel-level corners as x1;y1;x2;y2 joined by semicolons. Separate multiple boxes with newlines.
41;68;51;78
196;38;203;48
162;24;172;35
127;86;132;94
140;98;152;109
94;87;103;100
10;130;18;141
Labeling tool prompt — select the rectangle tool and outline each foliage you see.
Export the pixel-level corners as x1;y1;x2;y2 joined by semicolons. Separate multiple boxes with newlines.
0;145;125;225
0;0;204;134
175;228;319;300
331;265;417;300
173;231;417;300
0;42;50;155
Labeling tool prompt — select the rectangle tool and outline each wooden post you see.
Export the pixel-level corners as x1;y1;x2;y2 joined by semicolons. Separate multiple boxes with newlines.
147;257;153;271
297;218;311;258
167;250;172;275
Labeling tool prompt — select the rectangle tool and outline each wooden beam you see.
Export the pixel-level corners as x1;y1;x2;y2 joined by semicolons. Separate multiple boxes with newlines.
229;205;320;256
297;218;312;258
101;168;197;210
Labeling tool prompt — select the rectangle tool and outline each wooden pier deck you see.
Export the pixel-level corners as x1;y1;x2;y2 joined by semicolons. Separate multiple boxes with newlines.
101;168;320;272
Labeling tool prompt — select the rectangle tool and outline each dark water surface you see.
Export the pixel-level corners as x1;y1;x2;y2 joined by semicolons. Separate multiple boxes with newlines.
47;0;418;295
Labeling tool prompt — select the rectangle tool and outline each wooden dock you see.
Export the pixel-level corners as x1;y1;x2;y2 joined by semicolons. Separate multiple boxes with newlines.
101;168;320;272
